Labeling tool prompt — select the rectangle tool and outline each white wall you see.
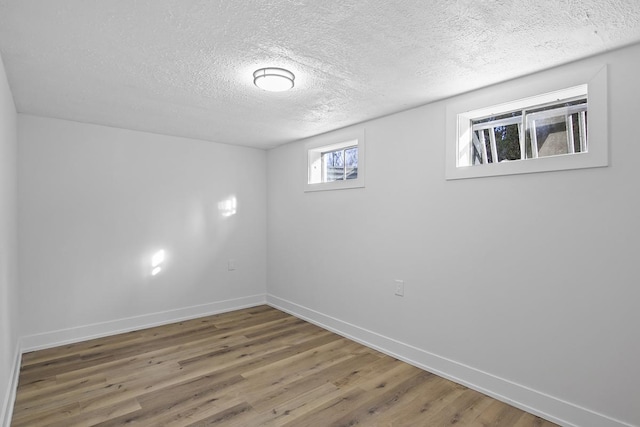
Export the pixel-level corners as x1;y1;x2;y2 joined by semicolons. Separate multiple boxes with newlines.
0;53;19;425
18;116;267;347
267;44;640;427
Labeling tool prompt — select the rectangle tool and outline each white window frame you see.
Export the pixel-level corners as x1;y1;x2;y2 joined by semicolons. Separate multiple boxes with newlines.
304;128;365;192
446;65;608;180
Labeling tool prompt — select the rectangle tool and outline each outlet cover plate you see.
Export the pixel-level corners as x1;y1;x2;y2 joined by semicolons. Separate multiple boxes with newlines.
395;280;404;296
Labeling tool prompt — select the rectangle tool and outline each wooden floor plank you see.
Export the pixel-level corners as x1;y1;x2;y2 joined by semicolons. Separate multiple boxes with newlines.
327;369;434;426
12;373;107;417
280;386;369;427
246;352;381;414
418;387;495;426
513;412;560;427
46;399;142;427
471;399;529;427
258;382;344;426
11;305;558;426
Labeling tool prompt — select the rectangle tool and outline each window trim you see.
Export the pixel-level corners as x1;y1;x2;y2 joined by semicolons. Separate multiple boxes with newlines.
446;65;608;180
304;127;365;192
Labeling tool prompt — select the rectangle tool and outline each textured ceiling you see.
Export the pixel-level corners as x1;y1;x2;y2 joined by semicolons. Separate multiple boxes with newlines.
1;1;640;149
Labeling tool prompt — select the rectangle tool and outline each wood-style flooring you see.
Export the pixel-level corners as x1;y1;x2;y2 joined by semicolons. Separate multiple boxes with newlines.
12;305;558;426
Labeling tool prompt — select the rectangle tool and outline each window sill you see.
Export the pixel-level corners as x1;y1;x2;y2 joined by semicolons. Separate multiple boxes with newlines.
304;179;365;192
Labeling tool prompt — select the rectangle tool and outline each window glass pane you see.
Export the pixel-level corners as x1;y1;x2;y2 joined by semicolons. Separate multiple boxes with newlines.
571;114;581;153
332;150;344;167
323;149;345;182
472;142;483;165
483;130;493;164
345;147;357;167
345;147;358;180
325;151;334;168
571;111;587;153
525;135;533;159
525;99;587;159
495;124;521;162
472;111;522;165
530;116;569;157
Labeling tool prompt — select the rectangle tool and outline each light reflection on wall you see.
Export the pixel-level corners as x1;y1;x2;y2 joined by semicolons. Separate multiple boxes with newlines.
218;196;237;217
151;249;165;276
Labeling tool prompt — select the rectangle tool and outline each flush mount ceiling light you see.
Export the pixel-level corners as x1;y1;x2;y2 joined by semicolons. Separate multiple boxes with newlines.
253;67;295;92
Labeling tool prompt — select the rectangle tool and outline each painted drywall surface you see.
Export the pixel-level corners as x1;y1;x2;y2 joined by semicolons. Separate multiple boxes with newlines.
0;53;18;423
267;45;640;425
18;115;267;337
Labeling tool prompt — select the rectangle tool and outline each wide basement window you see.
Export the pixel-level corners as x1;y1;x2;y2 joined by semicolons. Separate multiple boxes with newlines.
445;65;607;180
305;128;365;192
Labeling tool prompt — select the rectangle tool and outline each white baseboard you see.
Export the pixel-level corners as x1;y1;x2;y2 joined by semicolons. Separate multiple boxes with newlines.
267;294;634;427
21;294;267;352
1;342;21;427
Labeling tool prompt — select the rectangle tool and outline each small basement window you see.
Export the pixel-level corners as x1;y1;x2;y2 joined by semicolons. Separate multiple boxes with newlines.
446;65;607;180
305;128;365;192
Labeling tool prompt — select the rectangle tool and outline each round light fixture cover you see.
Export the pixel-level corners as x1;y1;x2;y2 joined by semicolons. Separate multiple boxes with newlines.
253;67;295;92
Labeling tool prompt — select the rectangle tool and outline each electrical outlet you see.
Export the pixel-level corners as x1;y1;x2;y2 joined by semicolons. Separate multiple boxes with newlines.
228;259;236;271
394;280;404;297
